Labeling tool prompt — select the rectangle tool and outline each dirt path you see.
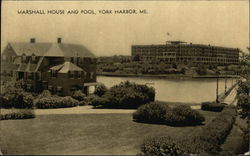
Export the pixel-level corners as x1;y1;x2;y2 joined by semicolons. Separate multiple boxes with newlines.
35;106;136;115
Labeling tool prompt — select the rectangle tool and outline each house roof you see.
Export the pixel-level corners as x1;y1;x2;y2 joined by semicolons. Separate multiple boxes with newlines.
8;42;95;58
50;61;86;73
16;57;44;72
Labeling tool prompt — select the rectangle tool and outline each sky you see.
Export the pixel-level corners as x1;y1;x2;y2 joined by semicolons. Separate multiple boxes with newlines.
1;1;249;56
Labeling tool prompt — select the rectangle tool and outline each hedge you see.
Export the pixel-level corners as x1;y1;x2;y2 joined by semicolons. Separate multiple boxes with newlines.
133;103;205;126
165;105;205;126
182;106;237;155
0;90;34;109
0;109;35;120
201;102;225;112
139;106;237;155
71;90;86;101
140;136;185;156
133;102;171;123
35;96;79;109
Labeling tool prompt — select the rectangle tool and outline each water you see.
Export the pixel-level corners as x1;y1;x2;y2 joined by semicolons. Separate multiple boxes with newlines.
97;76;237;103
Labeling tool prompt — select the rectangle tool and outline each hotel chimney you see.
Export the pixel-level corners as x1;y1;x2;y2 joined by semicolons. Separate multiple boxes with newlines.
30;38;36;43
57;38;62;43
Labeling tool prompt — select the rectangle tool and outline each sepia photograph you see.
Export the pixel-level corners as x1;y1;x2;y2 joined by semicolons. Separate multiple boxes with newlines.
1;0;249;155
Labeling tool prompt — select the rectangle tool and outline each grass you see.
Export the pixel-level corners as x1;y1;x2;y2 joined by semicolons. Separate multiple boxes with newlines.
0;110;220;155
0;108;35;120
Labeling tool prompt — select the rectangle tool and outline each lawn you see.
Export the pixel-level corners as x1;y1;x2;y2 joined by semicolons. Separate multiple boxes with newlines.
0;110;220;155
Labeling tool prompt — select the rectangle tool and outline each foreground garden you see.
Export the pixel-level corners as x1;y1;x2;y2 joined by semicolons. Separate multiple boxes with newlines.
1;111;219;155
0;78;249;155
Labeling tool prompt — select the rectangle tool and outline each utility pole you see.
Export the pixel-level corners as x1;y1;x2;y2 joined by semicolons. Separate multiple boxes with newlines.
224;78;227;95
216;78;219;103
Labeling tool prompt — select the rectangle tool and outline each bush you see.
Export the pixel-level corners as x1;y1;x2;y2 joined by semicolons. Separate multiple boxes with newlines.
0;87;34;109
0;109;35;120
94;84;108;97
237;79;250;119
36;90;51;99
71;90;86;101
201;102;225;112
35;96;78;109
89;96;110;108
165;105;205;126
133;102;170;123
182;106;237;155
140;136;185;156
237;93;250;118
85;94;99;105
99;81;155;108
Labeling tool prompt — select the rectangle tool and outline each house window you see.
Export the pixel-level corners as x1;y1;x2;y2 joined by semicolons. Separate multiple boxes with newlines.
36;72;41;80
79;58;83;64
69;71;74;78
48;85;53;93
22;55;27;62
51;70;57;78
90;72;94;79
77;71;81;78
32;55;36;62
27;72;33;80
57;86;63;96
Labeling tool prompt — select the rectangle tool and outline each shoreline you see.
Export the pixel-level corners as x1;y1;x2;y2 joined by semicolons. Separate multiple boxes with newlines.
97;72;240;79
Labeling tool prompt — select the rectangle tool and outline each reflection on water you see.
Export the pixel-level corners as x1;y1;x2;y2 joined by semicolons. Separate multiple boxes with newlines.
97;76;237;103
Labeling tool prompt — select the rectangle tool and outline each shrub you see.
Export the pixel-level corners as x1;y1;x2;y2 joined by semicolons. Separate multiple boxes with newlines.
0;109;35;120
89;96;110;108
182;106;237;155
78;101;87;106
85;94;99;105
237;93;250;118
165;105;205;126
140;136;185;156
133;102;170;123
36;90;51;99
201;102;225;112
35;96;78;109
71;90;86;101
100;81;155;108
94;84;108;97
0;88;34;109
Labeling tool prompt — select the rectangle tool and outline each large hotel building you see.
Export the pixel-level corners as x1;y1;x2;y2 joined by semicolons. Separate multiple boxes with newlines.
131;41;239;65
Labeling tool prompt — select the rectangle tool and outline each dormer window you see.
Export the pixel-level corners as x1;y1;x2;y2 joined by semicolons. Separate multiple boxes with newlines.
22;54;27;62
31;54;36;62
51;70;57;78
